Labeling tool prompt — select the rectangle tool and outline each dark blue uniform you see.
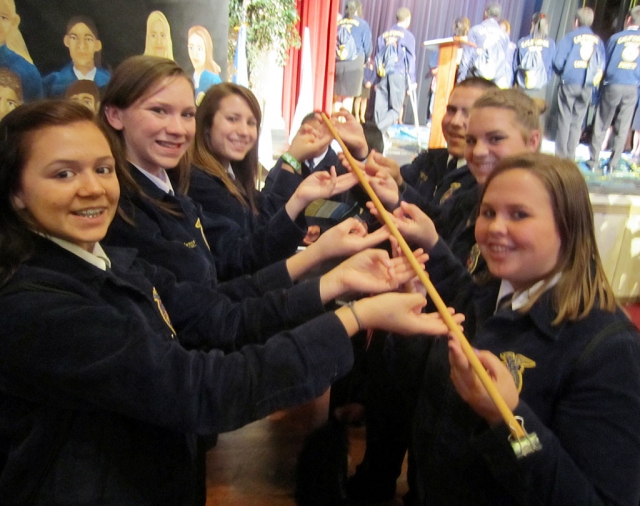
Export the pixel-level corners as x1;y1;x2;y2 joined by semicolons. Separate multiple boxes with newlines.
0;237;354;505
513;34;556;94
265;149;374;233
373;24;416;133
458;18;512;88
403;239;640;505
335;15;373;97
104;165;293;295
589;26;640;171
188;166;306;280
400;149;477;239
553;26;606;160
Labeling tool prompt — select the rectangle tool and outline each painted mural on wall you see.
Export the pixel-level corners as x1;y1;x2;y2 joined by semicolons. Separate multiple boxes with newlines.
0;0;226;119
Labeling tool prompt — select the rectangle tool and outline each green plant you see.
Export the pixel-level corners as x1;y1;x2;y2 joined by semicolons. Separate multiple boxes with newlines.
228;0;301;82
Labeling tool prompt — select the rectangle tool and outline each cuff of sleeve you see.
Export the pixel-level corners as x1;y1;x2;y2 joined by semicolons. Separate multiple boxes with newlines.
285;277;326;322
254;260;294;292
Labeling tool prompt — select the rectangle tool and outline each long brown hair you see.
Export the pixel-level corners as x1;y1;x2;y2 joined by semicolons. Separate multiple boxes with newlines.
190;82;262;213
481;153;617;324
98;55;194;208
0;100;98;286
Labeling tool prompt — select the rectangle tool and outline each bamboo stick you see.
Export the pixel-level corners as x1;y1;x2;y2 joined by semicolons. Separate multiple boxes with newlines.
321;112;526;440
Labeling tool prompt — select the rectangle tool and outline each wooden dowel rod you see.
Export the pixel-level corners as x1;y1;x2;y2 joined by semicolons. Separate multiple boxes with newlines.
321;112;525;439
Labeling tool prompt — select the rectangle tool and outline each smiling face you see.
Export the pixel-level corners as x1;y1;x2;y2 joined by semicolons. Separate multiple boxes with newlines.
105;76;196;177
11;121;119;252
207;93;258;167
442;86;487;158
64;22;101;70
464;107;539;185
188;32;206;72
476;168;561;291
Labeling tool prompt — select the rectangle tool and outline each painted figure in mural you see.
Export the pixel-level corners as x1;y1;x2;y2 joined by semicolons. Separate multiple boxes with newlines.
0;66;21;120
144;10;173;60
64;78;100;114
0;0;42;101
188;25;221;105
42;15;110;98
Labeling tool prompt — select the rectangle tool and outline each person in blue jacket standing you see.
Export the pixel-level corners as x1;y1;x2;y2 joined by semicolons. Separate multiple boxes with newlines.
553;7;605;160
334;0;372;114
457;3;511;88
373;7;416;136
588;6;640;173
514;12;555;100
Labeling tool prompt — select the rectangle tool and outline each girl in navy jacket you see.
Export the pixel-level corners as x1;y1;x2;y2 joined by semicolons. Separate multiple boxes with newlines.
0;100;459;505
400;153;640;504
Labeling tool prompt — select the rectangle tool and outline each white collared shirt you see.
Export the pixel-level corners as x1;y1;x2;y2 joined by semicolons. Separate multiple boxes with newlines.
308;148;329;171
495;273;562;312
48;236;111;271
447;155;466;170
73;67;98;81
133;163;176;195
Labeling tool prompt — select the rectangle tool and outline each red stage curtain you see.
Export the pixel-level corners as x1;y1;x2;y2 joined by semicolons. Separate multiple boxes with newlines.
282;0;340;137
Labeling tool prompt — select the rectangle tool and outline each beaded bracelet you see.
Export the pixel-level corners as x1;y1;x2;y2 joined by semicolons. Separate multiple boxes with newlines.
347;300;364;332
281;152;302;174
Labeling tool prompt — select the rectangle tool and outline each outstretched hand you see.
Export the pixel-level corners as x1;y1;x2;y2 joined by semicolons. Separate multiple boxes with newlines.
311;217;390;259
344;292;464;336
320;108;368;159
448;333;519;426
285;168;359;219
287;122;333;164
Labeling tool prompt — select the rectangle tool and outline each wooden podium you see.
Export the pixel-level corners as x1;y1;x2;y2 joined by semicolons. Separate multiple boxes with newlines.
423;37;463;149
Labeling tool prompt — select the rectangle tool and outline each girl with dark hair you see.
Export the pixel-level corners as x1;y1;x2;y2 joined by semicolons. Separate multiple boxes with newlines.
0;99;459;505
188;82;377;279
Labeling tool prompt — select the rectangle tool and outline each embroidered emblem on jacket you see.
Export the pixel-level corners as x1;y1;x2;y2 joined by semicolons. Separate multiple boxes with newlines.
153;287;176;338
500;351;536;392
466;243;481;273
439;182;461;204
195;217;211;250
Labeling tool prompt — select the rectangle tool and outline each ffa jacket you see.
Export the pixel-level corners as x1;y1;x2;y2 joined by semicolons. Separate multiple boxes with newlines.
602;26;640;85
513;35;556;89
0;238;353;505
553;26;605;85
188;166;306;280
337;15;373;59
400;149;477;236
104;166;293;290
406;240;640;505
375;24;416;83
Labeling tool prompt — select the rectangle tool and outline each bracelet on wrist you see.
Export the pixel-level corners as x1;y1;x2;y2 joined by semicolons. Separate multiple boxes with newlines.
282;152;302;174
347;300;364;332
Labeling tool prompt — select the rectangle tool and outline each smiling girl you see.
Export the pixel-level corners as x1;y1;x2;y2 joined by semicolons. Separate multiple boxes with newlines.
405;152;640;505
99;56;383;288
188;83;372;280
0;100;460;505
